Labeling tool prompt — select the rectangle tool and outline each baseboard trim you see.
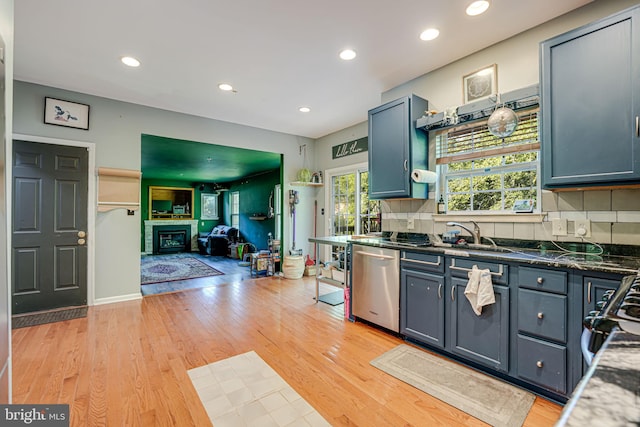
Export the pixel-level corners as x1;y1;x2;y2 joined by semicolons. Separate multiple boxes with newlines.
93;293;142;306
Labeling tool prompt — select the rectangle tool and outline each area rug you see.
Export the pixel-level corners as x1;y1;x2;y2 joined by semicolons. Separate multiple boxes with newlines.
141;254;223;285
188;351;330;426
12;306;88;329
317;290;344;306
371;344;535;427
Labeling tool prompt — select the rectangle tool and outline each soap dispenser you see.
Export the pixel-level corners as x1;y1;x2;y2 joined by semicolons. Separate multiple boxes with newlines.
437;195;446;214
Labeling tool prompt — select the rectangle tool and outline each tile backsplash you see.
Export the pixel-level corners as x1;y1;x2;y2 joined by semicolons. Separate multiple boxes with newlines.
381;189;640;245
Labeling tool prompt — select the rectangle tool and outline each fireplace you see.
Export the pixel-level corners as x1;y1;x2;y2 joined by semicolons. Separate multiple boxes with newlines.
153;225;191;254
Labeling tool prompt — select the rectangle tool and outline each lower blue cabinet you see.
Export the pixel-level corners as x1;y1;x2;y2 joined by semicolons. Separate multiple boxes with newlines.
449;278;510;373
400;268;445;348
517;334;567;394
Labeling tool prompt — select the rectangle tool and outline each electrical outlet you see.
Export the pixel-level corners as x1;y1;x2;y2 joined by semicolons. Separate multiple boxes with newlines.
552;218;567;236
407;218;415;230
574;219;591;238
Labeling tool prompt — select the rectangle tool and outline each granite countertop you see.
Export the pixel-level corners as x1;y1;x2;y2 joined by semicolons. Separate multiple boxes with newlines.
329;234;640;275
556;331;640;426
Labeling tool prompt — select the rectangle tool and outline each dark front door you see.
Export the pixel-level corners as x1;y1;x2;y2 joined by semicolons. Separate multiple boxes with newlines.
12;140;88;314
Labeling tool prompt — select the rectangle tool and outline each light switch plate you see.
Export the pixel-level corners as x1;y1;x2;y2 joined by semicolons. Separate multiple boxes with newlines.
574;219;591;238
407;218;415;230
552;218;567;236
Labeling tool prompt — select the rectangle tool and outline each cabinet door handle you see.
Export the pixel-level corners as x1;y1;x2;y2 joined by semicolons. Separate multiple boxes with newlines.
537;312;544;319
404;159;409;171
451;285;455;301
636;116;639;138
450;259;504;277
587;281;592;304
537;277;544;284
536;360;544;368
438;283;442;299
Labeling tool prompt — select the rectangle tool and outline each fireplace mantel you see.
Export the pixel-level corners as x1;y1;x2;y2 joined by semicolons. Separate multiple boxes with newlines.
144;219;199;254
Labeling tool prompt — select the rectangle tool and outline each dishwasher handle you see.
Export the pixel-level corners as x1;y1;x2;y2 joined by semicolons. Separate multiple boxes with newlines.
355;250;396;260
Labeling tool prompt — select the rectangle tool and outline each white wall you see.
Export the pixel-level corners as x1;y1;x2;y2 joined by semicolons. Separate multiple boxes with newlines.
13;81;314;302
313;121;368;238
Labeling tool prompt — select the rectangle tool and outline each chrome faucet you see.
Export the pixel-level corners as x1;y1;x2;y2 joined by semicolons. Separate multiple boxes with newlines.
446;221;481;244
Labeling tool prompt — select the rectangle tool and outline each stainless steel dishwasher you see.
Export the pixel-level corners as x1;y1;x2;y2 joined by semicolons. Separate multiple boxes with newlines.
351;244;400;332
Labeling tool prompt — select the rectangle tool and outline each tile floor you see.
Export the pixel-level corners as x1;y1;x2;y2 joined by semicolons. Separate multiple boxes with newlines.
188;351;331;427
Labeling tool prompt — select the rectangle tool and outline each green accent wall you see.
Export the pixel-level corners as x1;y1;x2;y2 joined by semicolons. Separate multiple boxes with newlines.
223;168;281;251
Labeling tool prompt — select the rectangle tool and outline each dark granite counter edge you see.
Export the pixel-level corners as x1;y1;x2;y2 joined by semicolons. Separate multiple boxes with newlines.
308;235;640;275
556;331;640;426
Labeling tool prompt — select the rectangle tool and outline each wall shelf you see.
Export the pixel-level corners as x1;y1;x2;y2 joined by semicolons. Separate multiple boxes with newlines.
290;181;323;187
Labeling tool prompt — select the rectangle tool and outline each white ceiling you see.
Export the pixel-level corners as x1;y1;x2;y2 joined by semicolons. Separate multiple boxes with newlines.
14;0;592;139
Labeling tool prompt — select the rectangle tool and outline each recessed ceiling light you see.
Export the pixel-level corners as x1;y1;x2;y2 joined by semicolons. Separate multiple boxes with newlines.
218;83;234;91
420;28;440;41
466;1;490;16
339;49;357;61
121;56;140;67
299;107;311;113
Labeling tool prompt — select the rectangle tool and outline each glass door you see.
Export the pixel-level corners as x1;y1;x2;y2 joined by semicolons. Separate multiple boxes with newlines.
331;169;380;236
326;165;380;263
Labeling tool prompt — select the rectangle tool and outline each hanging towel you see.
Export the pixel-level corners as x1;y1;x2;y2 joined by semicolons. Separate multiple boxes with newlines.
465;265;496;316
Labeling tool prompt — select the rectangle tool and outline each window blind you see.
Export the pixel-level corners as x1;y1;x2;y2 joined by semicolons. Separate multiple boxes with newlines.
97;167;141;212
436;109;539;165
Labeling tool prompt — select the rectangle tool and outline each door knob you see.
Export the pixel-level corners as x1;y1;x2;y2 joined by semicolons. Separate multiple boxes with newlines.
78;231;86;238
78;238;86;245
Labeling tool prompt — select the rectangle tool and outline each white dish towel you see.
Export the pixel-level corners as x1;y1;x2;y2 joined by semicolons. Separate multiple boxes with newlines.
464;265;496;316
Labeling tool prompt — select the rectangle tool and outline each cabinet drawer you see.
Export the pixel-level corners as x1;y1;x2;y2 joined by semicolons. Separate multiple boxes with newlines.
517;335;567;394
519;267;567;294
401;251;444;273
518;289;567;343
448;258;508;285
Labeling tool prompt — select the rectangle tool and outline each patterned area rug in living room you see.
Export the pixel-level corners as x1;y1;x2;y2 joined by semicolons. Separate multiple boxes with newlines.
141;254;224;285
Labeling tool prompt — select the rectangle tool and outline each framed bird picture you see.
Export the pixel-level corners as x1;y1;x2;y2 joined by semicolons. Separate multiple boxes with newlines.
44;97;90;130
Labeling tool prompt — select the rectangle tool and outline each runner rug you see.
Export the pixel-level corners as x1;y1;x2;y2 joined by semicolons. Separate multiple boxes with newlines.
371;344;535;427
141;253;223;285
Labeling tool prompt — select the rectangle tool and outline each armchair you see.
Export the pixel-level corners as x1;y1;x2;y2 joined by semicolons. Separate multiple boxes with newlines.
197;225;238;256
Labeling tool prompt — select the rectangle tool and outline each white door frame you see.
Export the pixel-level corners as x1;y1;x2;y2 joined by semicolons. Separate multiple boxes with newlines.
12;133;96;306
323;162;368;262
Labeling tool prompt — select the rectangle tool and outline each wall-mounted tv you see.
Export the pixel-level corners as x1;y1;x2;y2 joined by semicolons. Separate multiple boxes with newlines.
152;199;172;213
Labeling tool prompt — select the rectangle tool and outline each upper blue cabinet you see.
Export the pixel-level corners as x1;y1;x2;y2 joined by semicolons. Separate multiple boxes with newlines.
368;95;429;199
540;5;640;188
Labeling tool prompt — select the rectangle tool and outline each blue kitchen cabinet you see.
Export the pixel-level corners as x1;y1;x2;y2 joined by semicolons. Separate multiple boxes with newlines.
540;5;640;187
581;275;622;374
400;251;445;348
397;248;625;401
367;95;429;199
448;278;510;373
515;266;570;394
583;276;620;316
401;269;445;349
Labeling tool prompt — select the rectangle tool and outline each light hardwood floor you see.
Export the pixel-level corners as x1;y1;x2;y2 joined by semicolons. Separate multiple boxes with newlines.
12;275;562;426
